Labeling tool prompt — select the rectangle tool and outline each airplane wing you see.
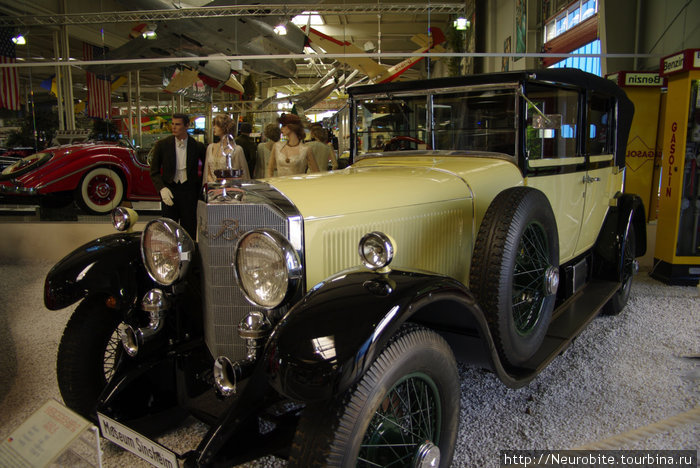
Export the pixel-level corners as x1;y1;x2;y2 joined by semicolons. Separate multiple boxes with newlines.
373;27;447;83
303;27;386;79
164;68;200;93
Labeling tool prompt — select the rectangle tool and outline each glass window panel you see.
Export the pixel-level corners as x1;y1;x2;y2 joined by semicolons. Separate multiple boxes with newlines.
587;93;615;155
355;96;428;154
525;86;579;160
432;89;518;155
549;39;601;76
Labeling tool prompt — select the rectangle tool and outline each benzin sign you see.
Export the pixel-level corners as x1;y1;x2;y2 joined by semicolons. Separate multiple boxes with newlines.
663;53;685;74
624;73;663;86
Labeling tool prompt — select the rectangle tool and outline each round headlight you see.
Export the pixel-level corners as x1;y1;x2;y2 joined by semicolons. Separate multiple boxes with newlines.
235;230;301;309
141;218;194;286
112;207;138;231
358;232;395;271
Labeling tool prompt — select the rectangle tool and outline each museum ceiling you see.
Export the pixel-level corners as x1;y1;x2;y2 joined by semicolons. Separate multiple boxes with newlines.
0;0;464;107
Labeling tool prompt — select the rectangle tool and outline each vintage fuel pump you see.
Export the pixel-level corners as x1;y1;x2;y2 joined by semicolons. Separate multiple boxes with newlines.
607;70;666;221
651;48;700;285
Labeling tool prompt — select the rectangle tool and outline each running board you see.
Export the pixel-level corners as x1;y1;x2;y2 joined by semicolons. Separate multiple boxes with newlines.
501;279;621;386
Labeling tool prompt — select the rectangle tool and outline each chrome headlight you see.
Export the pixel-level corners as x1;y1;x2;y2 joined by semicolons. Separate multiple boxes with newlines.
359;232;395;271
112;207;139;231
141;218;194;286
234;229;301;309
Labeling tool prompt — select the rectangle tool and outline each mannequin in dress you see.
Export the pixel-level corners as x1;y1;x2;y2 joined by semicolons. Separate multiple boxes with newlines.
255;123;281;178
307;123;338;171
203;114;250;185
266;113;320;177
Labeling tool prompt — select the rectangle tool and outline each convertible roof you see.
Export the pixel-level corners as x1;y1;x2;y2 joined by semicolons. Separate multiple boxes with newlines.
349;68;626;99
349;68;634;169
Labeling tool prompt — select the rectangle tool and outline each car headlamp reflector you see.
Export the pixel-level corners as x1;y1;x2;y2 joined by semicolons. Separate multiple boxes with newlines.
359;232;395;271
111;207;139;231
235;230;301;309
141;218;194;285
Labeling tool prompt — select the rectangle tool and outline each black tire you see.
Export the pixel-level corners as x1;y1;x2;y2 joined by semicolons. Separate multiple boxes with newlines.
75;167;124;215
469;187;559;367
602;226;636;315
56;297;123;420
289;324;460;468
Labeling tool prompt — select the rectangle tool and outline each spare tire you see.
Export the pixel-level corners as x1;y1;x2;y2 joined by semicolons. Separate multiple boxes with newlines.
470;187;559;367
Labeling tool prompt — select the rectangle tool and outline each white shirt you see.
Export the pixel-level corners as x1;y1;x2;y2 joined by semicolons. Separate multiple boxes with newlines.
174;137;188;183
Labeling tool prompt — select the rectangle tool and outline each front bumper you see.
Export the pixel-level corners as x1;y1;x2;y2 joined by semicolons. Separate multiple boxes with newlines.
0;183;39;195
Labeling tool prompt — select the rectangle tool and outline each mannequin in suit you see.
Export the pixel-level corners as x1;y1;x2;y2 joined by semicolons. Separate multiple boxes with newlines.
149;113;206;237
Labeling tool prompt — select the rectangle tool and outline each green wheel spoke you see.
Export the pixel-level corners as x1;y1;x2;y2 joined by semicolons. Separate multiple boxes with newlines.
359;373;441;467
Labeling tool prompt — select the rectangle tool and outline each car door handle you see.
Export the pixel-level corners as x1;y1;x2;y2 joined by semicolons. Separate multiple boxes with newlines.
583;175;601;183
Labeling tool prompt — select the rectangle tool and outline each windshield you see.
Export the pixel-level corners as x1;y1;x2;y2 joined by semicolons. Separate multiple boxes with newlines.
354;86;518;157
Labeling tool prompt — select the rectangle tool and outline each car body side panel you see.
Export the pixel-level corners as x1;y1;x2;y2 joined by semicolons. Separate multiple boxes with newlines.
268;155;524;288
575;161;622;256
0;143;159;200
525;171;586;263
305;199;472;288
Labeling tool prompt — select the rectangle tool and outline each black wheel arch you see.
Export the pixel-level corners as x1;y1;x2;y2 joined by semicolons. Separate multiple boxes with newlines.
265;268;539;403
44;232;148;311
593;192;646;282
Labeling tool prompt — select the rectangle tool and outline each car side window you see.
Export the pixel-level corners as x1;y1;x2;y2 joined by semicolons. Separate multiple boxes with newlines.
432;89;517;155
587;93;615;155
524;86;579;160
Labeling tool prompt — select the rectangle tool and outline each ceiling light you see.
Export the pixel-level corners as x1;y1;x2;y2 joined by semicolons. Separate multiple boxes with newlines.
273;24;287;35
453;17;470;31
291;11;324;26
12;34;26;45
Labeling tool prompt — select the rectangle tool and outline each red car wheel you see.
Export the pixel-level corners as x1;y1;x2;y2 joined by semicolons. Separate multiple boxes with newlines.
76;168;124;215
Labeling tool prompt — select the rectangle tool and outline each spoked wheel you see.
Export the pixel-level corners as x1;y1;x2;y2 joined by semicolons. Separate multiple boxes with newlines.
470;187;559;367
602;226;637;315
76;167;124;214
56;296;123;420
512;221;558;336
289;324;459;468
359;373;443;467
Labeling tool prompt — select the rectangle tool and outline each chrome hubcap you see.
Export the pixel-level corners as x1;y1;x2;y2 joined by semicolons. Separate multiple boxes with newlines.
544;265;559;295
414;441;440;468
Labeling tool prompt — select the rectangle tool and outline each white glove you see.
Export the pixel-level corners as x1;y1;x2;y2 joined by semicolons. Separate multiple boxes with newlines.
160;187;174;206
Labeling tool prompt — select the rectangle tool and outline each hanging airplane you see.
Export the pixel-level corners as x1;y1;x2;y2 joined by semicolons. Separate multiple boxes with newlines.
258;68;360;113
303;26;447;84
85;0;309;92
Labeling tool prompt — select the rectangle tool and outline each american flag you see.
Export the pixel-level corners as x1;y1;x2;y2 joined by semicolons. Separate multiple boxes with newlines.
83;42;111;119
0;29;20;111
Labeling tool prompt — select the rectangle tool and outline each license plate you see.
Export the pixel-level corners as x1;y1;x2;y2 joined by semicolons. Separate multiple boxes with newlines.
97;413;179;468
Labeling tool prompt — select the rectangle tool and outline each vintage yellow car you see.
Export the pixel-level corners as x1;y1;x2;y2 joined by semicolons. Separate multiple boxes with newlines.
45;69;645;467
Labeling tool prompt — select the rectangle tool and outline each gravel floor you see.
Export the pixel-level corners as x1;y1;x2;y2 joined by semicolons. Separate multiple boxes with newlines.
0;260;697;467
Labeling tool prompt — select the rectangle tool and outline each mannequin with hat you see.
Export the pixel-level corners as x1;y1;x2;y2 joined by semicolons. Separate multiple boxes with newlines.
267;113;320;176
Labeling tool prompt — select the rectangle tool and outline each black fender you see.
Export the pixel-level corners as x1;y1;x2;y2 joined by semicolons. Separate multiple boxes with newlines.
593;193;646;282
44;232;146;310
265;268;537;402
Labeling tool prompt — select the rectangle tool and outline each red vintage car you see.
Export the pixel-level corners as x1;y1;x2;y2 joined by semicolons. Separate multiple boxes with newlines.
0;140;159;214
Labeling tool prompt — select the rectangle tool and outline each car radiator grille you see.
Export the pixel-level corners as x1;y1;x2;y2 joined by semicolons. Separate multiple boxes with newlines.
197;200;288;361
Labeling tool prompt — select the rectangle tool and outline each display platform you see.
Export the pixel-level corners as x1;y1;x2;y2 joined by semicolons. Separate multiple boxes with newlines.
0;201;160;262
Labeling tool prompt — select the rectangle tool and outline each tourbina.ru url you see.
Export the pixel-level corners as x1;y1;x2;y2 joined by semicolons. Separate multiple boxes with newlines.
500;450;697;467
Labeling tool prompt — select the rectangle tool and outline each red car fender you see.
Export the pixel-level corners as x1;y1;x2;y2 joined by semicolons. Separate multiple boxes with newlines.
34;153;128;194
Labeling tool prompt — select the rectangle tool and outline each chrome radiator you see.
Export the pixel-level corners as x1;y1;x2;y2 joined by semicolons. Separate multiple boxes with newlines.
196;198;289;361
